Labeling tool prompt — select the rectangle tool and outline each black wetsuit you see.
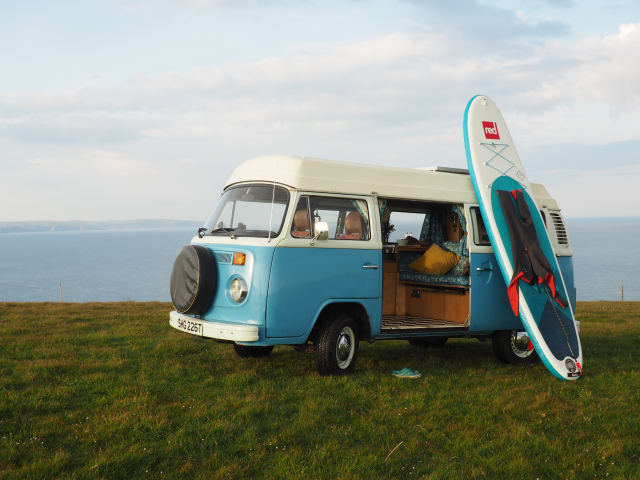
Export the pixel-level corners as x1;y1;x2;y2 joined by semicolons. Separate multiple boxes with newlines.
497;189;566;316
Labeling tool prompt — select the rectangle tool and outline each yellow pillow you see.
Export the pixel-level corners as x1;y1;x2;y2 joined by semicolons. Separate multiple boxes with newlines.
409;244;459;276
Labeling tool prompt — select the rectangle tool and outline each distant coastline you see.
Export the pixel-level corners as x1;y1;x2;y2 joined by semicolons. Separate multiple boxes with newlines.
2;216;639;235
0;219;200;234
566;216;640;223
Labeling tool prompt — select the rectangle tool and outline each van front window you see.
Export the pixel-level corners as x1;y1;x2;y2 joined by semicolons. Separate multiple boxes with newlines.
204;185;289;238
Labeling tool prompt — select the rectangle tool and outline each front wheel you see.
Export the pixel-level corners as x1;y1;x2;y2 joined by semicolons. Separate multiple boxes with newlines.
492;330;538;365
314;313;359;375
233;344;274;358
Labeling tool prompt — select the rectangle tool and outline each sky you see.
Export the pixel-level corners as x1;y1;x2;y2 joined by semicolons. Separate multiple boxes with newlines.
1;0;640;221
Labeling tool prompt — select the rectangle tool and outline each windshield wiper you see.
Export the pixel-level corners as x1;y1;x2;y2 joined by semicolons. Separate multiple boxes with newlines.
206;227;236;235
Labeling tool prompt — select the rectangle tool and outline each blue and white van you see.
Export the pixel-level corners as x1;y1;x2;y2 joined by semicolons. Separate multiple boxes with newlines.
169;155;576;375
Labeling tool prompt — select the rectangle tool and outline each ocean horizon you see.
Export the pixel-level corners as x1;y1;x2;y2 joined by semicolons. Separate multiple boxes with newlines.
0;217;638;302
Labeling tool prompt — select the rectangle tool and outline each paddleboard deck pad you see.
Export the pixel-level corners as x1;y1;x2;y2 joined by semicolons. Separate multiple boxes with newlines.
463;95;583;380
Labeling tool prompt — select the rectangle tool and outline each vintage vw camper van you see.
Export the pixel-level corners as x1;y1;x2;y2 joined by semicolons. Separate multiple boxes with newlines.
169;155;576;375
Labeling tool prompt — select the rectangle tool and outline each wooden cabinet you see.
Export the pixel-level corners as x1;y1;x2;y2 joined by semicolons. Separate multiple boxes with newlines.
382;260;397;316
405;287;469;324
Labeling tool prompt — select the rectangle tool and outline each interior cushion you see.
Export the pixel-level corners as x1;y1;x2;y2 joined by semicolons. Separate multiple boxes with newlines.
450;256;470;276
409;243;459;276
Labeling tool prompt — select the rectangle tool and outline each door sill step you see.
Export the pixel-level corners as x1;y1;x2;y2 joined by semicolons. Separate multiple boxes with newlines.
381;315;468;330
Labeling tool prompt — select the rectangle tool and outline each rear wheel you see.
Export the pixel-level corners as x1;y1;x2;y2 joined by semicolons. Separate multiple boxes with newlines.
408;337;448;348
233;344;274;358
492;330;537;364
314;313;359;375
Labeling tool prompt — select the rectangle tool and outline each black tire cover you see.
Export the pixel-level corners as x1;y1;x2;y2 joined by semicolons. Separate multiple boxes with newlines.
170;245;217;315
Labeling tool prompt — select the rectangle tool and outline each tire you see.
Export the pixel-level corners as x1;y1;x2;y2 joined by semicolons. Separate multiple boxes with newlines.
492;330;538;365
408;337;448;348
314;313;360;375
233;344;274;358
170;245;217;316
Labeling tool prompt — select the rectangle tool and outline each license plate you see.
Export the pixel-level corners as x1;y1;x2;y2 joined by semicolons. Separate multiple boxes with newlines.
176;317;203;335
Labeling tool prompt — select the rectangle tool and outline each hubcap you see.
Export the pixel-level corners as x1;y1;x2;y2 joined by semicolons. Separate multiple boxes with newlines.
336;326;355;369
510;330;533;358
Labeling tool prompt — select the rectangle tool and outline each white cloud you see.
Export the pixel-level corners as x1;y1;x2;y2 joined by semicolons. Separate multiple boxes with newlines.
523;23;640;115
2;21;640;221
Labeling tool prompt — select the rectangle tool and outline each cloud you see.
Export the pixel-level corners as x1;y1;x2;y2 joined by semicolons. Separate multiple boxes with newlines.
171;0;302;8
522;139;640;172
406;0;570;49
2;19;640;220
539;0;575;7
0;112;152;144
0;25;636;148
522;23;640;114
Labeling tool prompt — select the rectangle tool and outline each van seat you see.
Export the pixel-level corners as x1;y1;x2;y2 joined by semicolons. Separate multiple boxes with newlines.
398;251;470;287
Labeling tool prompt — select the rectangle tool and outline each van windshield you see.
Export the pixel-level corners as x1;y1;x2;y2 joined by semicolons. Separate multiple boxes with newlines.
204;185;290;238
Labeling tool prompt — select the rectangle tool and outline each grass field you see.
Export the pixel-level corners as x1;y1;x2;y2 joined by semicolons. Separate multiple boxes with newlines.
1;302;639;479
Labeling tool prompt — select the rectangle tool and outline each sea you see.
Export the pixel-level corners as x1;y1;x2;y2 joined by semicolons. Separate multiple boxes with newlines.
0;218;638;302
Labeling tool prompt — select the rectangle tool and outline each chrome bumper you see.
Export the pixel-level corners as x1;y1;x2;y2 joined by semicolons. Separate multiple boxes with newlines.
169;311;259;342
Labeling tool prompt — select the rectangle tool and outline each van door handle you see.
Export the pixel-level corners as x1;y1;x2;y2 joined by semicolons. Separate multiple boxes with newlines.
362;264;380;270
475;267;492;272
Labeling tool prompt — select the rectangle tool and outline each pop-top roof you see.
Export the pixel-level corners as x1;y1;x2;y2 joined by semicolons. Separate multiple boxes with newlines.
225;155;558;210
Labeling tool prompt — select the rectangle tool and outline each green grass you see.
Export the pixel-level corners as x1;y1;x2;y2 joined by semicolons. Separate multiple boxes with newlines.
1;302;639;479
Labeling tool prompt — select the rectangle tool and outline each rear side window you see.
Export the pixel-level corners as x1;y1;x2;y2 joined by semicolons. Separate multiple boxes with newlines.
292;195;370;240
470;207;491;246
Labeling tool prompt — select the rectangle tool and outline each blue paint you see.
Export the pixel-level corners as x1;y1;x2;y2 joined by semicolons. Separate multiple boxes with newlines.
468;252;522;333
192;236;574;347
266;246;381;338
266;297;381;344
196;242;276;343
187;241;382;347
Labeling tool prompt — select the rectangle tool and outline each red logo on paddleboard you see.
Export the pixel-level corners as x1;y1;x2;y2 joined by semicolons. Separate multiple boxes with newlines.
482;121;500;140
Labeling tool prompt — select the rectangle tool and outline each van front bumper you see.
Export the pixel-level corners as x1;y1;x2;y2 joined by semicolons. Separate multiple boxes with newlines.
169;311;259;342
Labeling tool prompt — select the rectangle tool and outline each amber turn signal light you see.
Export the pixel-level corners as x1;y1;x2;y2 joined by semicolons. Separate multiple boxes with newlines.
232;252;246;266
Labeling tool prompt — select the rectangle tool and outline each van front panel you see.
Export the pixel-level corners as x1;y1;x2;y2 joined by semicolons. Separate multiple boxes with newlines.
196;242;276;341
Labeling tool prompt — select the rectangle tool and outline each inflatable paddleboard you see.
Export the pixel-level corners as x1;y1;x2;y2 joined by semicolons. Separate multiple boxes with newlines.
463;95;583;381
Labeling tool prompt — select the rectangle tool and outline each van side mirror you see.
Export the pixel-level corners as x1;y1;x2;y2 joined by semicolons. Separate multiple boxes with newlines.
313;221;329;242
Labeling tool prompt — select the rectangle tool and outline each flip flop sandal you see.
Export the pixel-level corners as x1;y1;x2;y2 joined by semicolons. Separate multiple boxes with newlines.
392;368;422;378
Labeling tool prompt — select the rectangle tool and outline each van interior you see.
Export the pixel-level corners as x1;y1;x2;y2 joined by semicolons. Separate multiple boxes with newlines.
380;199;471;331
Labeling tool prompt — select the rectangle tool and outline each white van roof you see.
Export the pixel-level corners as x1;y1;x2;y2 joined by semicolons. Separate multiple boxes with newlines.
225;155;559;210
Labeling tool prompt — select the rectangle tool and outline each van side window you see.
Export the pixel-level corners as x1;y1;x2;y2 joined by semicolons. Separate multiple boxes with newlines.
291;196;312;238
307;196;370;240
470;207;491;246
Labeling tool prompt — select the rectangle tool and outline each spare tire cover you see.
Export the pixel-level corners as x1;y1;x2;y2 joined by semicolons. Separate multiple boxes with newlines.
170;245;217;315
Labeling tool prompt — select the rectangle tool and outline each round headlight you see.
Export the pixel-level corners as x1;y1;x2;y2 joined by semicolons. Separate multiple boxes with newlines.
229;278;247;303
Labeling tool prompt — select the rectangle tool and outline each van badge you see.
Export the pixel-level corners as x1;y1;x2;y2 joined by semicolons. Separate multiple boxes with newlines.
482;121;500;140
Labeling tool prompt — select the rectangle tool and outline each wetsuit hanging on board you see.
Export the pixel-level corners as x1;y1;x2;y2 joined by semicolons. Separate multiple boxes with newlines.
497;189;567;316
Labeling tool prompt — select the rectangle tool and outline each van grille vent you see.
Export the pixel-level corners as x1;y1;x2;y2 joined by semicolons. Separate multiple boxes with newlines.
549;213;568;245
213;252;232;264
